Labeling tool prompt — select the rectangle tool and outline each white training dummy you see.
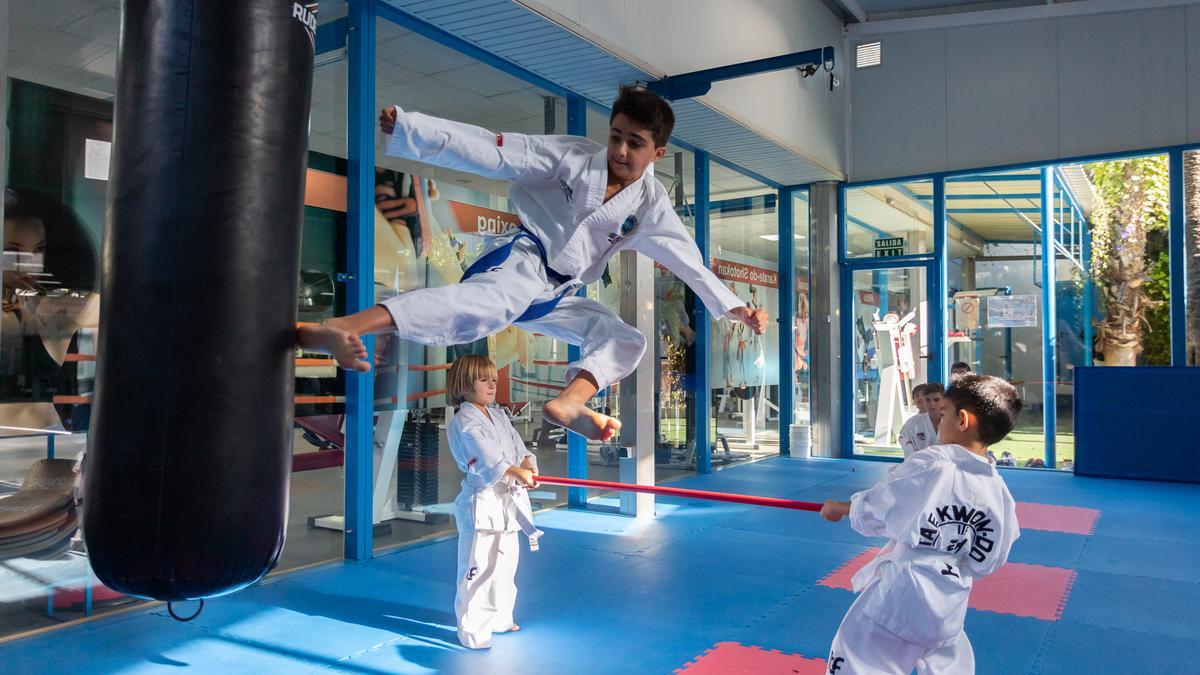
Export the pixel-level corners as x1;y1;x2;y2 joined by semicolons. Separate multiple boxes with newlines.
298;86;769;446
445;354;542;650
822;375;1023;674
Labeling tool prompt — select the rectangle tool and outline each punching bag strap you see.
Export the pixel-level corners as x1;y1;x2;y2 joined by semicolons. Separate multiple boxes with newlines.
167;598;205;622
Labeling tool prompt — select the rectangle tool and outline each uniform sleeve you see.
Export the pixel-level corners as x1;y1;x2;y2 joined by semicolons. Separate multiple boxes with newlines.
849;455;947;540
897;418;918;457
971;490;1021;577
506;419;538;472
635;207;745;319
454;420;514;487
383;107;558;182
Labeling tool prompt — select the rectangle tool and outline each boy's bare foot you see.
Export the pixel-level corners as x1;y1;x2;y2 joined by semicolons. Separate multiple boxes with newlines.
543;396;620;442
297;321;371;373
499;623;520;633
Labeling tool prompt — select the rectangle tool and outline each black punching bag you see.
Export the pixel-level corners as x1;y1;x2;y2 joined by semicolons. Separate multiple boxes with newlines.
83;0;317;601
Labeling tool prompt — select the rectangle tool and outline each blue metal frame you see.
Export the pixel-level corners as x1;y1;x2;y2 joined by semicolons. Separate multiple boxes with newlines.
1169;149;1187;366
843;142;1200;470
1082;219;1095;367
566;96;588;507
315;17;347;57
838;185;852;458
343;0;376;561
849;143;1200;189
1040;168;1057;469
778;188;795;457
648;47;835;100
838;182;942;460
930;177;948;384
361;1;797;516
694;151;713;473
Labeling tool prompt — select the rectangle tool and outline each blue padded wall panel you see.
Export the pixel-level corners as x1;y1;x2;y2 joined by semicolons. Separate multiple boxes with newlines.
1074;366;1200;483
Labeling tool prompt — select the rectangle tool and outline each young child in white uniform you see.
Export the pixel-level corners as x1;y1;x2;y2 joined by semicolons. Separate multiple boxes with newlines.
821;375;1023;674
897;383;944;457
444;354;541;650
298;87;768;443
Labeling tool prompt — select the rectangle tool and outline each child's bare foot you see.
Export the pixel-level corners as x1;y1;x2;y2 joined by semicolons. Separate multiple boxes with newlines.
500;623;520;633
297;321;371;372
543;396;620;442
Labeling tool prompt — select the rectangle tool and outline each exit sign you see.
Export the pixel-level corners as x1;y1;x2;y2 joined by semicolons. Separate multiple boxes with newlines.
874;237;905;257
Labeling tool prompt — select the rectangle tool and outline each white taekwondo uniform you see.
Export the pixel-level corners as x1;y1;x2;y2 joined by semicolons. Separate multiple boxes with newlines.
828;444;1020;675
897;412;938;458
378;108;744;389
447;402;542;650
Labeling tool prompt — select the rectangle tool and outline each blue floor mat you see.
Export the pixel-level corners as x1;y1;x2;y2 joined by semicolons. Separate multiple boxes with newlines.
963;611;1055;675
1034;621;1200;675
1060;570;1200;640
1006;529;1088;569
1074;534;1200;582
4;457;1198;675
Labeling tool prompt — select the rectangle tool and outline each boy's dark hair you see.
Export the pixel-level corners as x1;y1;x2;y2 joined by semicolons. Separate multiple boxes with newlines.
944;375;1022;446
923;382;945;396
610;86;674;147
912;384;927;397
951;361;972;373
4;187;98;292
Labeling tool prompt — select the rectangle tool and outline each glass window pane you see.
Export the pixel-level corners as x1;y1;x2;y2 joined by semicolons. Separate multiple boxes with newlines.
946;169;1047;467
371;19;574;547
709;164;779;464
1;1;122;635
792;190;812;454
845;179;935;258
652;150;697;481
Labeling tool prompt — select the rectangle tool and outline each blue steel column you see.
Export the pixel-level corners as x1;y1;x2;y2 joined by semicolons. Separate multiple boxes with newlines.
344;0;376;560
930;177;948;384
1083;219;1094;367
694;151;713;473
778;188;795;457
1169;149;1186;366
838;185;854;458
566;96;588;507
1040;168;1057;469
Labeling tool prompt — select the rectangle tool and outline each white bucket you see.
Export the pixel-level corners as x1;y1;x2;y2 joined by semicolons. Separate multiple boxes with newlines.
790;425;812;459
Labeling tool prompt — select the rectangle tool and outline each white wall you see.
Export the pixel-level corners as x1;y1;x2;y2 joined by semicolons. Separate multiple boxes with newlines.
519;0;847;178
849;5;1200;182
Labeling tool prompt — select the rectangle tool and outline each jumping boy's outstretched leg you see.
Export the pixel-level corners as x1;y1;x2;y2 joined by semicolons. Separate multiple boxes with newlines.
297;306;395;373
542;371;621;443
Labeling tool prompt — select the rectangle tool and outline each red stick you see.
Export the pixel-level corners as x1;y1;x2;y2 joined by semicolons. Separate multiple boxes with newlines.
534;475;822;512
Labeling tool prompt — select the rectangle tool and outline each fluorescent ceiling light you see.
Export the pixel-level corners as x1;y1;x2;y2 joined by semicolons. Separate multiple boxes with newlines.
758;234;806;241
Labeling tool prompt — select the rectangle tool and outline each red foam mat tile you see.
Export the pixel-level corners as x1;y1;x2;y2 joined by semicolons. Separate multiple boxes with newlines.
1015;502;1100;535
820;548;1077;621
675;642;828;675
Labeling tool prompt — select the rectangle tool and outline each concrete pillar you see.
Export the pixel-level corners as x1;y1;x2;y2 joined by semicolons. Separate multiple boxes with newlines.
617;250;655;516
809;182;842;458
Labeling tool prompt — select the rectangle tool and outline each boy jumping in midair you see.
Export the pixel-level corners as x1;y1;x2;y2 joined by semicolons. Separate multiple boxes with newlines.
300;87;768;441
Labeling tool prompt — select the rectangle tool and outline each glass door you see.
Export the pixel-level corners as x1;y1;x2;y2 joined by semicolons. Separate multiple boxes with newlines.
848;265;931;457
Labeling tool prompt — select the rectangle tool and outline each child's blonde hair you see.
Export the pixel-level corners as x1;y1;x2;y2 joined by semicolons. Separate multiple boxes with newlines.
446;354;497;407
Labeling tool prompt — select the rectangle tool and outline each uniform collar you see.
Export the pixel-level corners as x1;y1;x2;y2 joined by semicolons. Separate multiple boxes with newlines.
458;402;496;425
944;443;995;475
587;146;648;213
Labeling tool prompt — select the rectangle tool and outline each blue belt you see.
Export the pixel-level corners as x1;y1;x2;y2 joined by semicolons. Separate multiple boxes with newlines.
460;226;575;323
